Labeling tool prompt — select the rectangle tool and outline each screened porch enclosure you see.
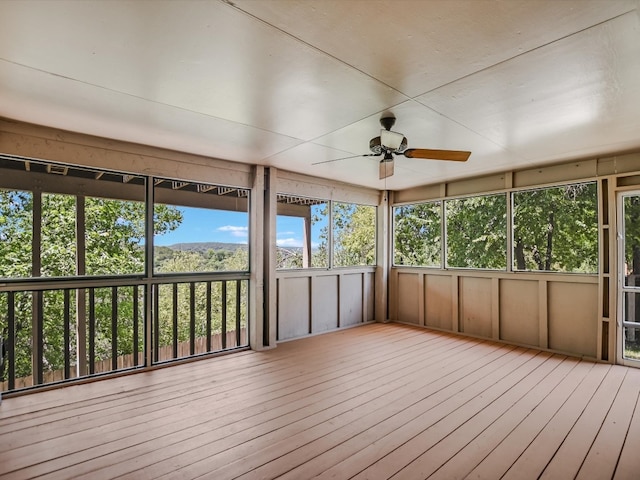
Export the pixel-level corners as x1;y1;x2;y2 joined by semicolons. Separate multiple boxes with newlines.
3;119;640;400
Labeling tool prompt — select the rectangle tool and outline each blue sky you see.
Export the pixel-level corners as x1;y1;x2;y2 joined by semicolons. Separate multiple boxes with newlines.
154;206;326;247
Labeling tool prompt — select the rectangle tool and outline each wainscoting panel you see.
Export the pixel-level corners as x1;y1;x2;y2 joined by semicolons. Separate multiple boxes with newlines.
391;268;598;359
277;268;375;341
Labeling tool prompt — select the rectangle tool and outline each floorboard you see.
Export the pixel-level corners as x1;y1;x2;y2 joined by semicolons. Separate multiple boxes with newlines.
1;323;639;480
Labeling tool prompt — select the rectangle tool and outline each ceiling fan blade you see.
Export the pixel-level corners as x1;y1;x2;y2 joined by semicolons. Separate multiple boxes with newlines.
379;159;394;179
403;148;471;162
312;153;379;166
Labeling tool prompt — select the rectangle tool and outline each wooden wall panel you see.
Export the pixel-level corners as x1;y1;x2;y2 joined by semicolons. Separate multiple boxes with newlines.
277;268;375;342
340;273;364;327
548;282;598;358
392;269;597;358
312;275;338;333
277;277;310;340
397;273;420;325
499;279;539;346
364;272;375;322
424;275;452;330
459;277;492;337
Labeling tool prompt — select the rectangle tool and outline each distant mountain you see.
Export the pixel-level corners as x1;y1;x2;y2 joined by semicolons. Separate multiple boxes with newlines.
164;242;248;252
159;241;307;254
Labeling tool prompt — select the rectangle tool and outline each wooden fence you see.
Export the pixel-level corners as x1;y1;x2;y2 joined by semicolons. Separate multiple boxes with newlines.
2;328;247;392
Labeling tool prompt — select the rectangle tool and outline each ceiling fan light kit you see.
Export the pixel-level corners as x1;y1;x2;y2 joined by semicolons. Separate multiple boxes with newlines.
369;135;408;155
380;129;407;151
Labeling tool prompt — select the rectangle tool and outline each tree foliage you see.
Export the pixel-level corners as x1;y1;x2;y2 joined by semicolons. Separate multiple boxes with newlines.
155;246;248;273
0;190;32;278
446;194;507;269
513;183;597;272
332;203;376;267
394;202;441;266
276;247;303;269
311;204;329;268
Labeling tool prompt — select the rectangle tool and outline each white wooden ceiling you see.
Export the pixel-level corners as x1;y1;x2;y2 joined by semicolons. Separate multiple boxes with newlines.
1;0;639;190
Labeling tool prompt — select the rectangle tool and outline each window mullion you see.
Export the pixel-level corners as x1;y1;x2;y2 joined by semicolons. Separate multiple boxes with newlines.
145;177;154;367
441;200;447;269
76;195;87;377
329;200;334;269
506;192;513;272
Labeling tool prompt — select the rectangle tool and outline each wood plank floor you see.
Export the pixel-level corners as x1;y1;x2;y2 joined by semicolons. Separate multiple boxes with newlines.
1;323;640;479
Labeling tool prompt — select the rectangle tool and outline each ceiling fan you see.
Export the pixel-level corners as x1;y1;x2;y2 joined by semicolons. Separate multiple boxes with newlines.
314;115;471;179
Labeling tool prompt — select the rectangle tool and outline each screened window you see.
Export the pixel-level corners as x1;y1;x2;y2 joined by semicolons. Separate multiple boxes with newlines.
41;193;77;277
85;197;146;276
512;182;597;273
0;167;149;279
275;195;328;269
333;202;376;267
446;194;507;269
393;201;441;267
0;158;251;393
0;189;32;279
154;180;249;273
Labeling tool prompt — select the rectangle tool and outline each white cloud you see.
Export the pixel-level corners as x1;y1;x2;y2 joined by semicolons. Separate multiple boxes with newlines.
276;238;303;247
218;225;248;238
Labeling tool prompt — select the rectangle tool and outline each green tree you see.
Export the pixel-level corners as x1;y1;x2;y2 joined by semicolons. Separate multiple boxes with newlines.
513;183;597;272
276;247;303;269
311;203;329;268
332;203;376;267
394;202;441;266
155;245;248;273
0;190;33;278
446;194;507;269
0;191;34;379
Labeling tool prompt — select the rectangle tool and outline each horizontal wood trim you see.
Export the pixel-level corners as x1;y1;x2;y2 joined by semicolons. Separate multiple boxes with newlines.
390;267;598;284
276;266;376;279
276;170;379;205
0;118;252;188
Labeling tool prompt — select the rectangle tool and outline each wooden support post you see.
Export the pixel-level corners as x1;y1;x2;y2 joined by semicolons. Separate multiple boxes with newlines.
375;190;390;322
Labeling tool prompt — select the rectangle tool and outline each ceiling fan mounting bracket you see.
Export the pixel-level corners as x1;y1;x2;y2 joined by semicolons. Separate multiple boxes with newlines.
380;116;396;131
